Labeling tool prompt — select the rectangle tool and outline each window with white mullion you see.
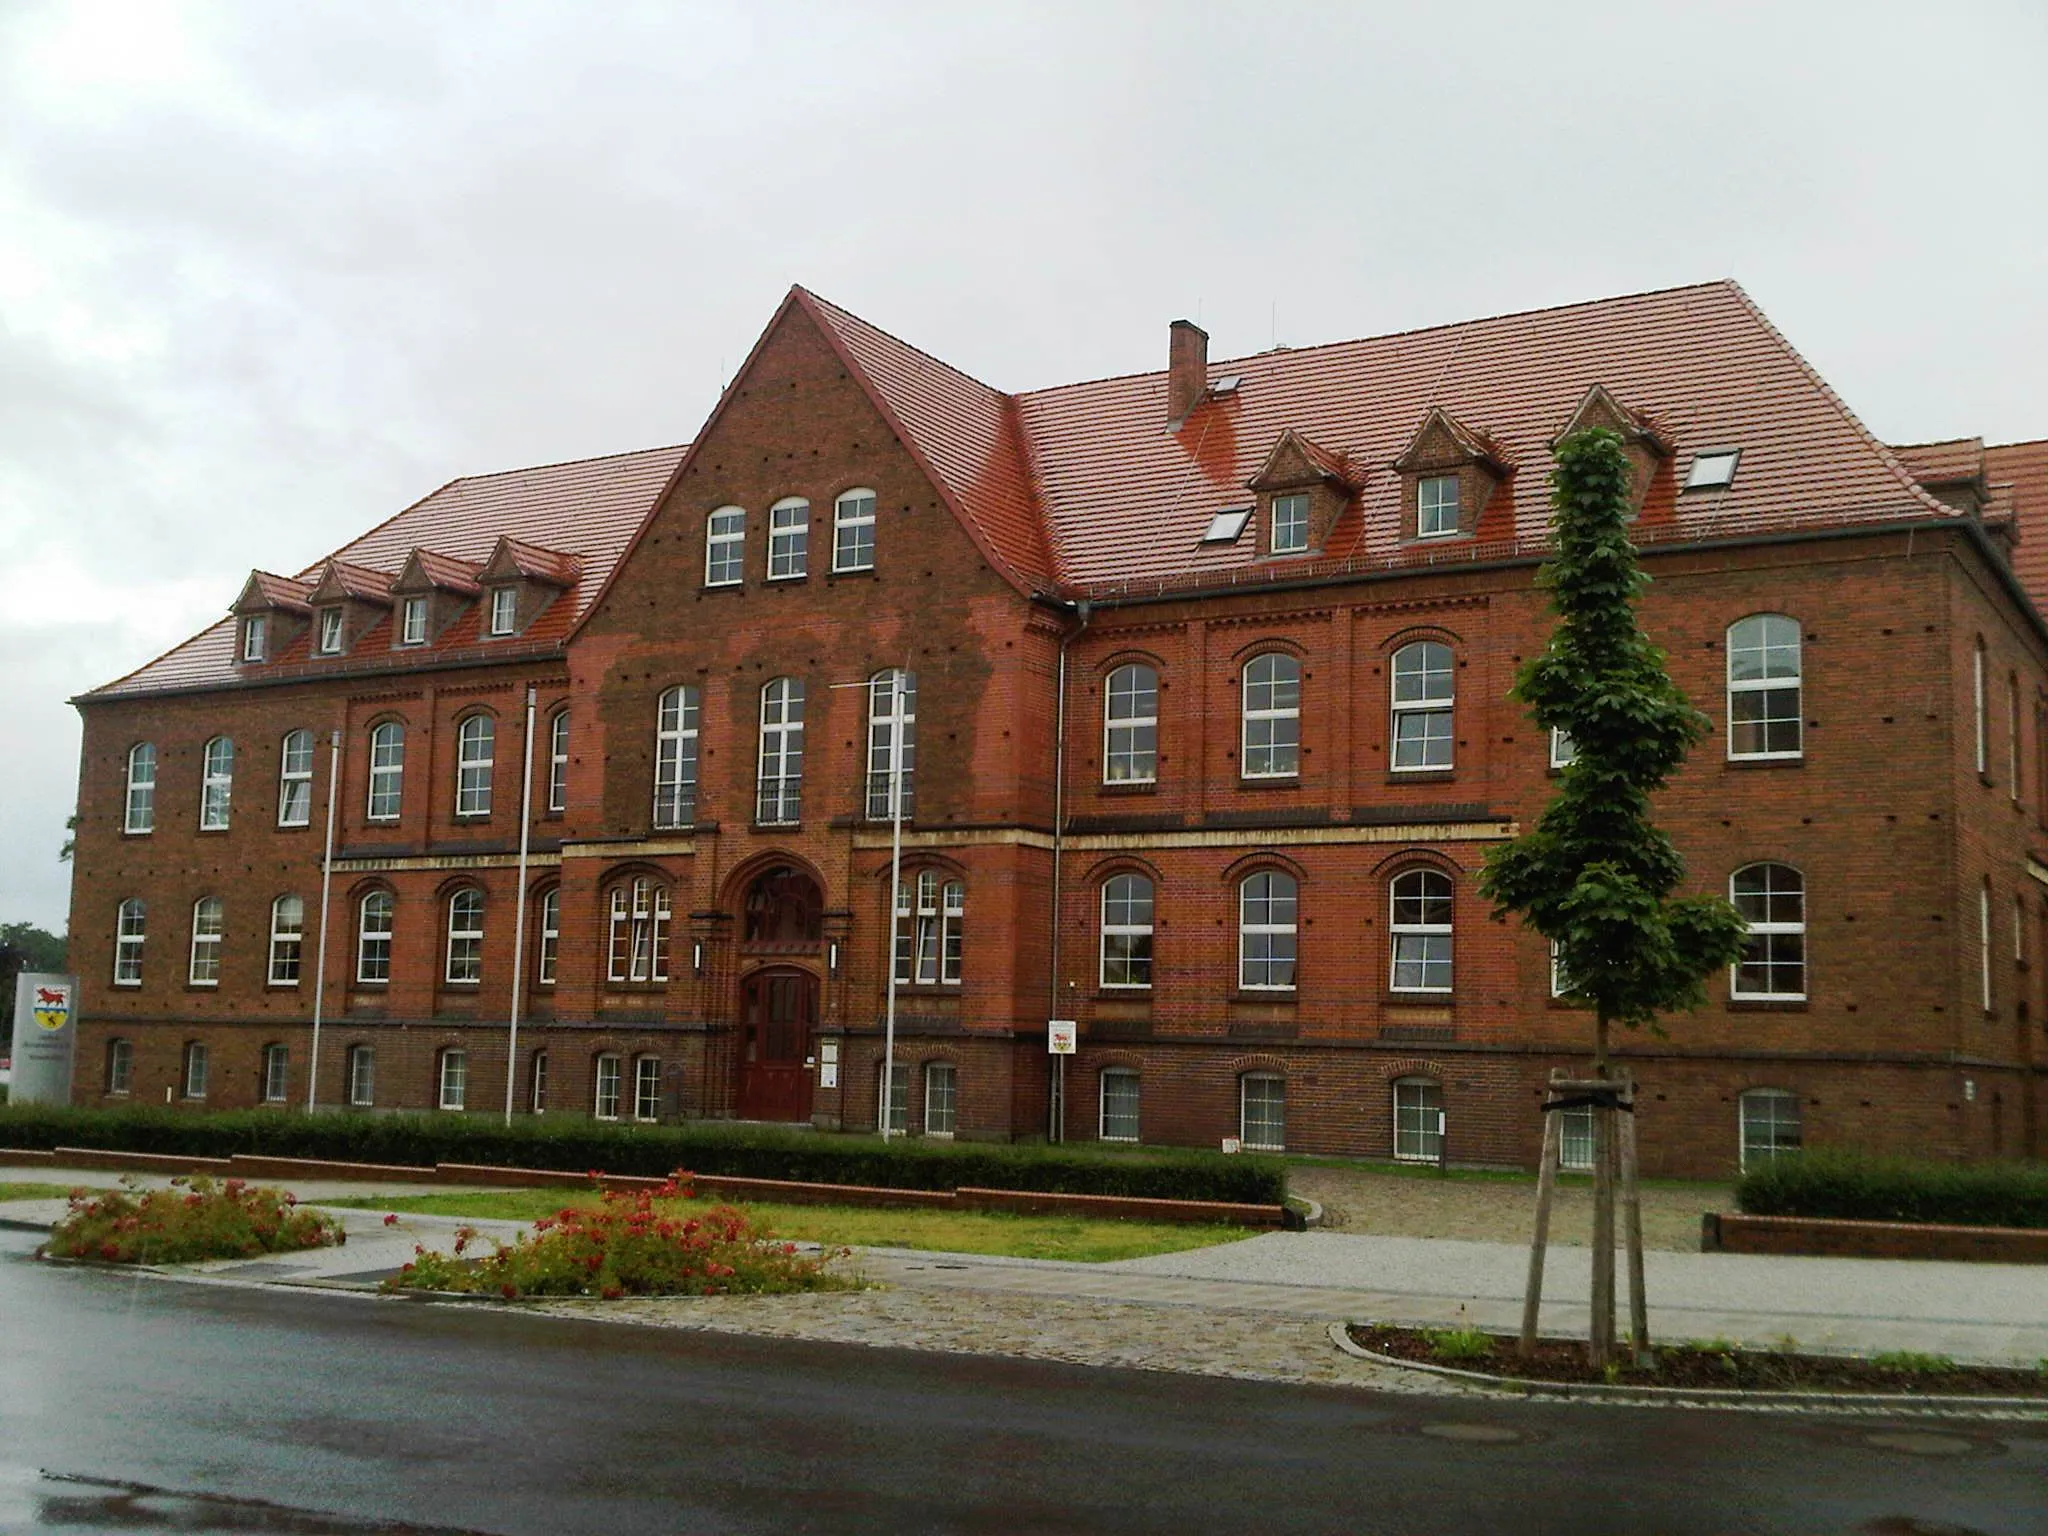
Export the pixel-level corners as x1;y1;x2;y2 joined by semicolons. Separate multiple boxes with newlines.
1238;871;1298;991
607;878;670;984
923;1061;956;1136
866;670;917;821
756;678;805;825
277;729;314;827
768;497;810;579
1099;874;1154;989
367;723;404;821
536;888;560;985
1239;1074;1285;1151
1730;863;1805;1000
1099;1069;1140;1142
1739;1088;1802;1169
439;1049;467;1111
548;710;569;813
262;1043;289;1103
200;736;234;829
894;871;963;987
1390;642;1455;771
317;607;344;653
445;889;484;984
242;614;267;662
2009;674;2021;801
594;1054;621;1120
1393;1078;1444;1162
634;1056;662;1121
1548;728;1576;769
268;895;304;985
652;685;699;828
1103;664;1158;784
1973;638;1987;776
348;1045;376;1107
705;506;745;586
455;716;494;818
356;892;394;983
488;587;517;636
1980;878;1993;1013
833;489;877;572
1240;653;1300;778
189;896;224;986
125;743;157;833
113;899;146;985
1416;475;1461;539
400;595;429;645
1270;493;1309;555
1727;615;1802;760
1389;869;1454;993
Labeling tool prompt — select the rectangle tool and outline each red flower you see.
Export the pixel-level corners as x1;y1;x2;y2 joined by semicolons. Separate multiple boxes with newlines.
383;1213;399;1226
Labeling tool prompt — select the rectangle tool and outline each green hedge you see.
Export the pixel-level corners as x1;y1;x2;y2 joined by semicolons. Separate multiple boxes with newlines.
0;1105;1286;1206
1736;1149;2048;1230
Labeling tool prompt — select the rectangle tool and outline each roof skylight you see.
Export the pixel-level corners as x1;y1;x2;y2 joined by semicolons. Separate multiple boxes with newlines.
1209;375;1242;396
1685;450;1740;491
1202;508;1253;544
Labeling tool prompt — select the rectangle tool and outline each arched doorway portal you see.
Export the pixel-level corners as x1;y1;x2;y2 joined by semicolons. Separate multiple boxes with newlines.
736;967;817;1122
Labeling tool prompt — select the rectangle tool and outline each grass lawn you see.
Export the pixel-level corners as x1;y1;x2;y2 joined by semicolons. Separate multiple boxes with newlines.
0;1182;77;1203
320;1189;1252;1263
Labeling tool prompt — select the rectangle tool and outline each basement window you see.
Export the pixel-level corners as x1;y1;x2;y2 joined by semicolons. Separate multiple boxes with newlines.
1685;450;1740;491
1202;508;1253;544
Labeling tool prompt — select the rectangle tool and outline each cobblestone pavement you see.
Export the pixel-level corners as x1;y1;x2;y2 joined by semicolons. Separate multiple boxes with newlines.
1289;1162;1729;1251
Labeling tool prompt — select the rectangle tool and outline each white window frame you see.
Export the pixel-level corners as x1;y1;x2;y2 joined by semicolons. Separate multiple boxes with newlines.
1726;615;1803;761
106;1037;133;1095
242;614;267;662
455;715;494;818
1388;869;1454;994
348;1044;375;1107
2015;892;2027;965
114;899;145;986
1103;664;1158;785
1393;1077;1445;1163
2009;674;2022;801
1099;1068;1140;1143
1239;1073;1285;1152
653;685;700;829
705;506;745;586
1738;1088;1802;1170
317;606;343;654
188;896;223;987
633;1056;663;1122
768;496;810;580
756;678;805;825
277;729;314;828
1730;863;1805;1001
262;1043;289;1103
125;743;156;833
866;669;917;822
1972;637;1986;775
1240;653;1300;779
200;736;234;829
537;888;560;986
548;709;569;813
1390;642;1455;772
833;488;877;573
1270;492;1309;555
1549;939;1574;1000
1548;728;1576;769
894;871;963;987
267;894;304;986
1686;450;1740;491
445;888;484;984
1558;1102;1595;1171
367;722;404;821
356;891;394;984
594;1053;622;1120
488;586;518;636
1416;474;1461;539
182;1042;209;1100
529;1048;549;1113
607;877;671;983
1980;878;1993;1014
882;1061;909;1134
923;1060;957;1137
400;595;429;645
1099;874;1154;989
1238;871;1298;992
439;1049;467;1112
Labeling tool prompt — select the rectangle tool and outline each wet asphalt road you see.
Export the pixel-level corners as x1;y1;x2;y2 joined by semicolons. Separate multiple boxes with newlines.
1;1231;2044;1536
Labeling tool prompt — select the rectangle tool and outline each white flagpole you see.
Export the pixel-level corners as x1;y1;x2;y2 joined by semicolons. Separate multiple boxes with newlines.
505;685;537;1124
306;728;341;1111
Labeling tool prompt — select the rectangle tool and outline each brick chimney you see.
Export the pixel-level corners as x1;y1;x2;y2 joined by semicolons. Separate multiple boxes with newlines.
1167;319;1208;427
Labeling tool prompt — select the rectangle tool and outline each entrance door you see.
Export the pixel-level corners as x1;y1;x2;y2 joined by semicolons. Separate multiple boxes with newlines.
736;969;816;1122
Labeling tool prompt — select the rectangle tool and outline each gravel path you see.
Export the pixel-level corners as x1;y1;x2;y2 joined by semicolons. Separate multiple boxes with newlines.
1290;1163;1728;1251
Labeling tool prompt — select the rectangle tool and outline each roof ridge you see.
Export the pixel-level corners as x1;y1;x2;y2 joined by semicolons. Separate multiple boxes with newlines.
796;287;1010;402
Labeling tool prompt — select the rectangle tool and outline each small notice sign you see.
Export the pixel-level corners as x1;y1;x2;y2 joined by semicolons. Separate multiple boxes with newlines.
1047;1019;1077;1055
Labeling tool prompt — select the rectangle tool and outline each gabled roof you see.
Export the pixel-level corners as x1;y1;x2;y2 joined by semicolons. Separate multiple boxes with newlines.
1986;439;2048;601
1250;428;1359;492
232;571;314;615
1390;407;1512;476
481;535;579;587
1555;383;1672;456
308;560;395;606
391;548;485;596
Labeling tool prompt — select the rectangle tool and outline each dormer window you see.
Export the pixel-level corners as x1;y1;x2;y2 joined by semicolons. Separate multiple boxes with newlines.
317;607;343;654
488;587;517;636
1685;450;1740;491
401;596;428;646
242;615;267;662
1417;476;1461;539
1271;493;1310;555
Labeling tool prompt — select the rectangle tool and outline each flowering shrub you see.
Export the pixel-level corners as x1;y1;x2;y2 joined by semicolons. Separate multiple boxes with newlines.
383;1175;851;1300
43;1176;345;1264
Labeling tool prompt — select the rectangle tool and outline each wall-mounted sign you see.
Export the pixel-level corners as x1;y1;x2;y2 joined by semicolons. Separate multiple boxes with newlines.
1047;1020;1077;1055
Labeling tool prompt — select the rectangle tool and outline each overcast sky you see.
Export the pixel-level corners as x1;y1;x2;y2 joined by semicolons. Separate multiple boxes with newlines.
2;0;2044;934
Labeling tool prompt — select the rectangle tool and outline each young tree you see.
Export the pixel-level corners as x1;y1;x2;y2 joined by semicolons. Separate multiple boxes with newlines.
1479;427;1745;1362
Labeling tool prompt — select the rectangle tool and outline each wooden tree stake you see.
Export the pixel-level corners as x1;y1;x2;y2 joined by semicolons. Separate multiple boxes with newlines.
1519;1071;1564;1357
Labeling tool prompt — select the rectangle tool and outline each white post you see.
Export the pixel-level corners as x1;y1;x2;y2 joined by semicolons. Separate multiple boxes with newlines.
306;728;342;1112
504;685;537;1125
878;664;906;1140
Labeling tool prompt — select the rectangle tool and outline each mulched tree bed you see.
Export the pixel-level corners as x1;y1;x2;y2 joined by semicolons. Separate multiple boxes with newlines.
1348;1324;2048;1397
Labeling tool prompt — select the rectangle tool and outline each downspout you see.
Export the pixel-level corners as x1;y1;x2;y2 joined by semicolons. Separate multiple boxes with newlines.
1047;599;1091;1141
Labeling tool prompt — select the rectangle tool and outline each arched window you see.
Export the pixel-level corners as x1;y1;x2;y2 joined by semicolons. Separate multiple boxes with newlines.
743;863;823;942
1739;1088;1802;1170
367;722;404;821
834;488;877;572
105;1038;133;1095
768;496;809;579
455;716;494;818
1393;1077;1444;1162
182;1041;209;1101
536;888;561;986
548;709;570;813
924;1061;957;1136
1099;1068;1140;1142
113;898;146;985
261;1043;290;1103
756;678;805;825
1390;642;1454;771
1099;874;1154;989
357;891;394;983
1726;615;1802;760
1239;1073;1285;1151
1972;636;1987;775
706;505;745;586
1389;869;1454;993
1979;877;1993;1014
1103;664;1158;784
445;888;485;983
653;685;700;829
277;729;314;827
633;1055;663;1121
866;670;917;821
1238;871;1298;991
593;1053;622;1120
1241;654;1300;778
125;743;156;833
268;895;304;986
189;896;224;986
200;736;234;829
347;1044;376;1107
895;871;963;986
438;1048;467;1111
607;876;671;983
1730;863;1804;1000
528;1048;549;1113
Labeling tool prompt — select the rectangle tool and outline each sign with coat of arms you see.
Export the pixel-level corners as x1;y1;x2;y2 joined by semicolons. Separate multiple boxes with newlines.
11;972;78;1106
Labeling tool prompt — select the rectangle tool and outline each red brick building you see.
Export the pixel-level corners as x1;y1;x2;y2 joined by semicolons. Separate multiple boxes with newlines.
65;281;2048;1176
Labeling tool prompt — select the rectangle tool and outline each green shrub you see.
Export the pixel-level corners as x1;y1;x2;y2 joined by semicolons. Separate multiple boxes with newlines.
1870;1351;1957;1376
385;1177;850;1299
1736;1149;2048;1230
43;1175;344;1264
1423;1326;1495;1364
0;1104;1285;1205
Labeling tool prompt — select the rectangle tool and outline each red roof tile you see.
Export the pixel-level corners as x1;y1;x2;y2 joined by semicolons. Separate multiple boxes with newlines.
1894;437;1986;487
310;560;396;604
1987;439;2048;605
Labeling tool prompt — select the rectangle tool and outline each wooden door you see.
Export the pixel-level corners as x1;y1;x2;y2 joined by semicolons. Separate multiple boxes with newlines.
736;969;815;1122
